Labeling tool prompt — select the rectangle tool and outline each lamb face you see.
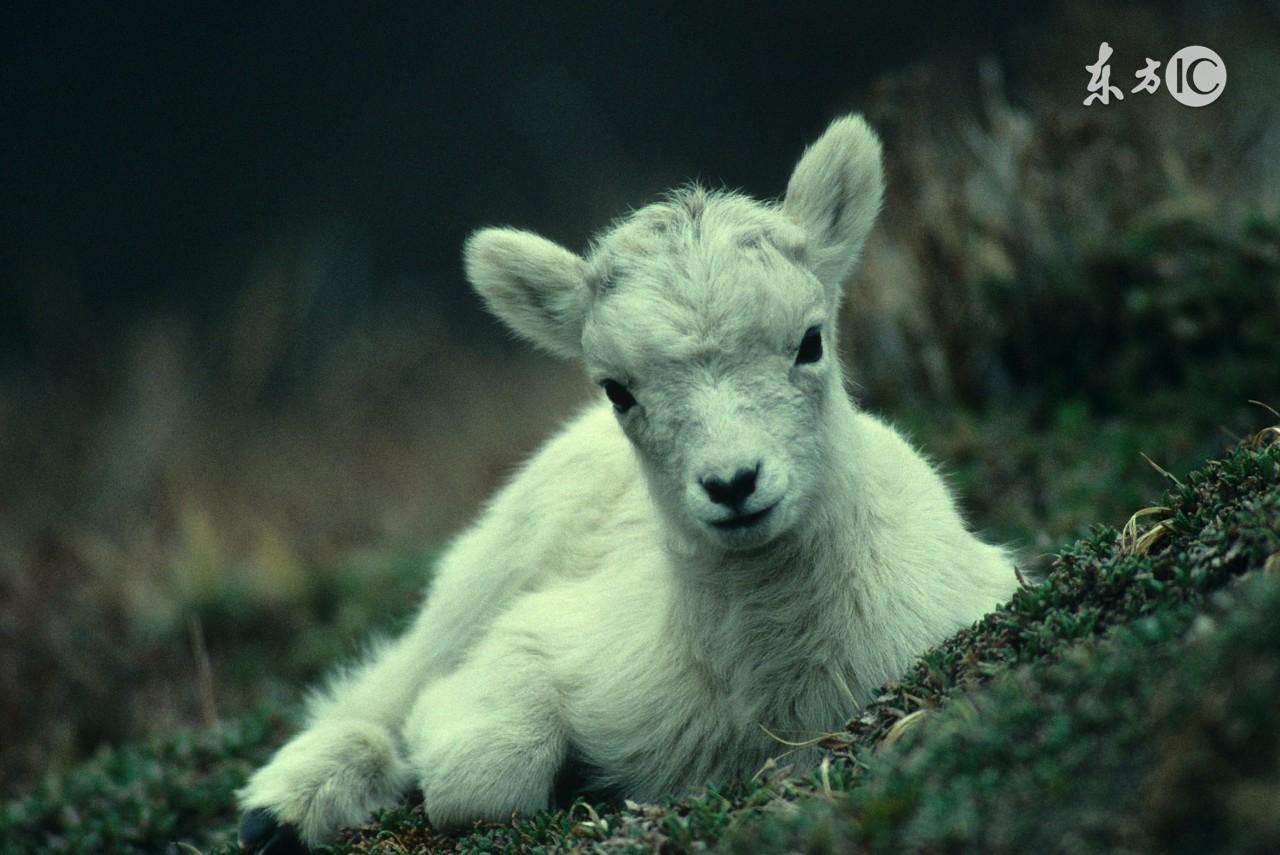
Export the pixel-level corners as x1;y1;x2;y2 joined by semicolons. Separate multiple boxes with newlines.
580;193;835;550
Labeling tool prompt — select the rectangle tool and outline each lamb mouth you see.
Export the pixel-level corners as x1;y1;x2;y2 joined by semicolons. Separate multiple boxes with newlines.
711;504;777;531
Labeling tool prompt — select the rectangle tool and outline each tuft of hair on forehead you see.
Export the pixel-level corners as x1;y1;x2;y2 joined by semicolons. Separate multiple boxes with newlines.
584;184;808;295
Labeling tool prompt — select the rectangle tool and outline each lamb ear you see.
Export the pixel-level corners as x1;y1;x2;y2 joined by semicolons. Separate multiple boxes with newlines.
464;227;591;359
782;114;884;300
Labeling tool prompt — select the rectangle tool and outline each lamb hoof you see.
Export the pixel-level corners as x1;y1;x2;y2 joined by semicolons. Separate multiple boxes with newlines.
238;808;308;854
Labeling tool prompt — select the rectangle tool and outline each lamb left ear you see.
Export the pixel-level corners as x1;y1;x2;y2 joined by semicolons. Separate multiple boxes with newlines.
782;114;884;301
464;227;591;360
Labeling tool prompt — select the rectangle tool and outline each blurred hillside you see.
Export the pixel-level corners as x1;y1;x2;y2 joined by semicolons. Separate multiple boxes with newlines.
2;0;1279;798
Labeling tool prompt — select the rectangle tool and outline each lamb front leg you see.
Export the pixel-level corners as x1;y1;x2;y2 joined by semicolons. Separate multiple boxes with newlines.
404;640;569;828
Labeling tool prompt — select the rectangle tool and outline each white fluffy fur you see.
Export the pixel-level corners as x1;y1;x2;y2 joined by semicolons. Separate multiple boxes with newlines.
238;114;1018;845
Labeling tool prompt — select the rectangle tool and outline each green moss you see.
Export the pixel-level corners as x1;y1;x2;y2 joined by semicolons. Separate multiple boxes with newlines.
735;570;1280;853
0;710;294;855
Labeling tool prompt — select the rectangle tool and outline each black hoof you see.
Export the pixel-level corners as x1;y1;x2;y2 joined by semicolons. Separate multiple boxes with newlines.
238;808;308;854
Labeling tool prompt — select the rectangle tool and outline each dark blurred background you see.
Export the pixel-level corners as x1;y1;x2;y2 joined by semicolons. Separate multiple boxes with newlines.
3;3;1036;338
2;1;1278;794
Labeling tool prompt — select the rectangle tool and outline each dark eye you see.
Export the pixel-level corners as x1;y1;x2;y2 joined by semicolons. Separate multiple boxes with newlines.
795;326;823;365
601;379;637;413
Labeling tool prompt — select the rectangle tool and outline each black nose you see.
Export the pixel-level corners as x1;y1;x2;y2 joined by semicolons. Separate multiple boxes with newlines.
701;463;760;507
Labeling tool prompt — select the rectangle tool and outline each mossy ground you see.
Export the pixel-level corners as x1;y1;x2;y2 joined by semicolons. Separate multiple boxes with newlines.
4;422;1275;854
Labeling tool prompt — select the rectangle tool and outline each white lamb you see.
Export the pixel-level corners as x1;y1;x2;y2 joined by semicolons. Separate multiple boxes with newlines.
236;114;1018;853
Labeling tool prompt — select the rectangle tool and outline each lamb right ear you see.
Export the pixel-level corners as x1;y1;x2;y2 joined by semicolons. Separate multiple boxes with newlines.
464;227;591;360
782;114;884;301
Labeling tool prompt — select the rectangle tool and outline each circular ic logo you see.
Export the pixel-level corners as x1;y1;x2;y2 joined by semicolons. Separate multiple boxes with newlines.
1165;45;1226;107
